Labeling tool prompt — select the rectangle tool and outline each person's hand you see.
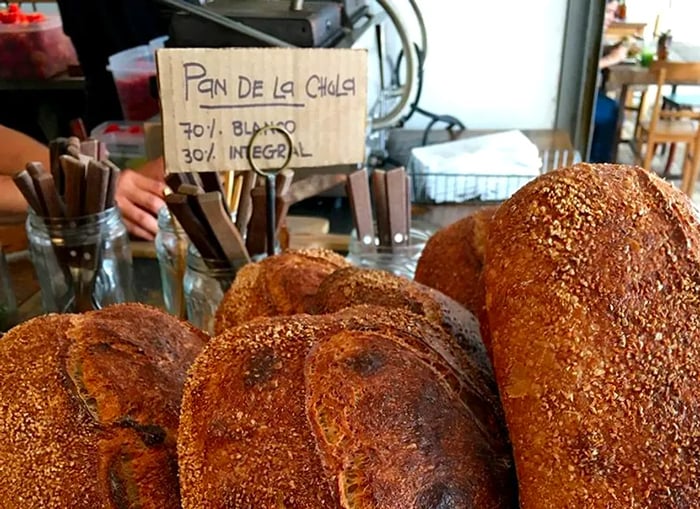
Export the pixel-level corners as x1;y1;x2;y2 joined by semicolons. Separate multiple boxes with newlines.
114;157;165;240
606;43;629;66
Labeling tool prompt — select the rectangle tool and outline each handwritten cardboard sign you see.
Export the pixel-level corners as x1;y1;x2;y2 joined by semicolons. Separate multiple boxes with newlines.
156;48;368;173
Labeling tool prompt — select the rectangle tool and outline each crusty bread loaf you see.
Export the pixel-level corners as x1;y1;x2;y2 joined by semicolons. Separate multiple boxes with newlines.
214;248;350;334
179;306;517;508
485;163;700;507
0;303;208;508
415;206;497;352
312;266;493;379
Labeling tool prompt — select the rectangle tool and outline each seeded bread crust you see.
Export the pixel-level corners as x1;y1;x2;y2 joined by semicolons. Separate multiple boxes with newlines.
485;163;700;508
179;306;517;508
415;206;497;352
0;303;208;508
312;266;494;385
214;248;350;334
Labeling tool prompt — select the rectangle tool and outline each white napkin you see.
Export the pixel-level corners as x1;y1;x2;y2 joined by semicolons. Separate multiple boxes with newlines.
408;130;543;203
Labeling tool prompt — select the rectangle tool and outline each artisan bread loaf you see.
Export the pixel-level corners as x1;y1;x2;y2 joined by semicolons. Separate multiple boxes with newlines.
312;266;493;377
214;247;350;334
485;163;700;507
179;306;517;508
415;206;497;352
0;303;207;508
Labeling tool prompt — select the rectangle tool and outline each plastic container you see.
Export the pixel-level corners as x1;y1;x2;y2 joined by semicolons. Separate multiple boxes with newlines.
149;35;169;55
106;45;159;121
90;121;147;169
0;12;77;79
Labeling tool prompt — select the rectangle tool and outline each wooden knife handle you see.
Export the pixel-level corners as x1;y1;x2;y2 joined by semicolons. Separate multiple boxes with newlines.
85;161;110;215
195;192;250;264
60;155;86;218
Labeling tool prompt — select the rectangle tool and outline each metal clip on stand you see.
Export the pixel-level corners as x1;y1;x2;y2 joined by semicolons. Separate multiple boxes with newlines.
246;125;294;257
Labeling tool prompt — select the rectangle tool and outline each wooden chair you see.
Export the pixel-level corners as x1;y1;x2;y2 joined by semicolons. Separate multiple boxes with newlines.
633;61;700;196
660;89;700;177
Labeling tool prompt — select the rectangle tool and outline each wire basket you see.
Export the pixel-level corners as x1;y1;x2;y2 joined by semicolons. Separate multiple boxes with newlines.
409;149;581;204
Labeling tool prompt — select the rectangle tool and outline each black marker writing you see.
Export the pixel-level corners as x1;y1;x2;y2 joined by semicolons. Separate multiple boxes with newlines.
184;62;227;101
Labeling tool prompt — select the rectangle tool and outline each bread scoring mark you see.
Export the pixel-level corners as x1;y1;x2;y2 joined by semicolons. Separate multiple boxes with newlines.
108;453;141;509
344;349;386;376
244;347;278;387
415;482;471;509
117;416;167;447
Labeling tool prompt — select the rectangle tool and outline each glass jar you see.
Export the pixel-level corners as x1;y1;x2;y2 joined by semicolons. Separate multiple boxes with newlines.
26;207;135;313
0;246;17;331
155;206;188;318
183;244;247;335
346;225;432;279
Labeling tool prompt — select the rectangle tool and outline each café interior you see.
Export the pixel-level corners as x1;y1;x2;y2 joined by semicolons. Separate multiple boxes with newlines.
3;2;700;507
0;0;698;321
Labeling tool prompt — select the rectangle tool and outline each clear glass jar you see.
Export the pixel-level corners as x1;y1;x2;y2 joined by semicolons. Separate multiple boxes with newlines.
183;244;248;335
0;246;17;331
26;207;135;313
346;225;432;279
155;206;189;318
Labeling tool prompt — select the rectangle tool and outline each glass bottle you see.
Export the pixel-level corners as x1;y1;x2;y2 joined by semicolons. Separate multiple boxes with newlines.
183;244;248;335
26;206;134;313
657;30;672;61
155;206;188;318
616;0;627;22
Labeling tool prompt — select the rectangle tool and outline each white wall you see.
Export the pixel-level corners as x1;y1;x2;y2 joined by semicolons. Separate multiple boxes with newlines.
626;0;700;44
364;0;568;130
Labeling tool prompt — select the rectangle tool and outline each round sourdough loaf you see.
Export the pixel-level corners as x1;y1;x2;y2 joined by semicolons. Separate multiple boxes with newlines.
485;163;700;507
0;303;208;508
312;266;493;378
214;248;350;334
415;206;497;353
179;306;517;508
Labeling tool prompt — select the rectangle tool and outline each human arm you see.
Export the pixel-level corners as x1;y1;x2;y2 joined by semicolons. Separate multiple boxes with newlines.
599;43;629;69
0;125;50;176
0;125;165;239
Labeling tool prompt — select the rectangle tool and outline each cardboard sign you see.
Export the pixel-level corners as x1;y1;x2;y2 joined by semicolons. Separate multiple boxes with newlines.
156;48;368;173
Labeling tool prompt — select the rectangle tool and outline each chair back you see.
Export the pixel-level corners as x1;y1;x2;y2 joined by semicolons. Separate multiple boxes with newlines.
647;61;700;133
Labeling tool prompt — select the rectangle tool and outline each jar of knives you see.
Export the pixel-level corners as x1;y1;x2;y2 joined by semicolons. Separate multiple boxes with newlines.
155;206;188;318
346;225;432;279
27;207;135;313
183;244;248;335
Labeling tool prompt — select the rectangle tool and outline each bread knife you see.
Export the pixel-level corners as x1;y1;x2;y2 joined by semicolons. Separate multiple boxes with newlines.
347;168;375;247
85;161;110;215
102;160;120;209
194;192;250;263
372;170;390;247
386;167;408;246
165;194;221;261
245;185;268;256
235;171;258;237
60;155;86;218
32;172;64;218
13;170;44;215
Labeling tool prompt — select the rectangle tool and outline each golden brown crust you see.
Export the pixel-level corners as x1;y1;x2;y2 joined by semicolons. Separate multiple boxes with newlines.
179;306;517;508
312;266;493;376
0;303;207;508
415;206;497;352
485;163;700;508
179;314;340;508
214;248;350;334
